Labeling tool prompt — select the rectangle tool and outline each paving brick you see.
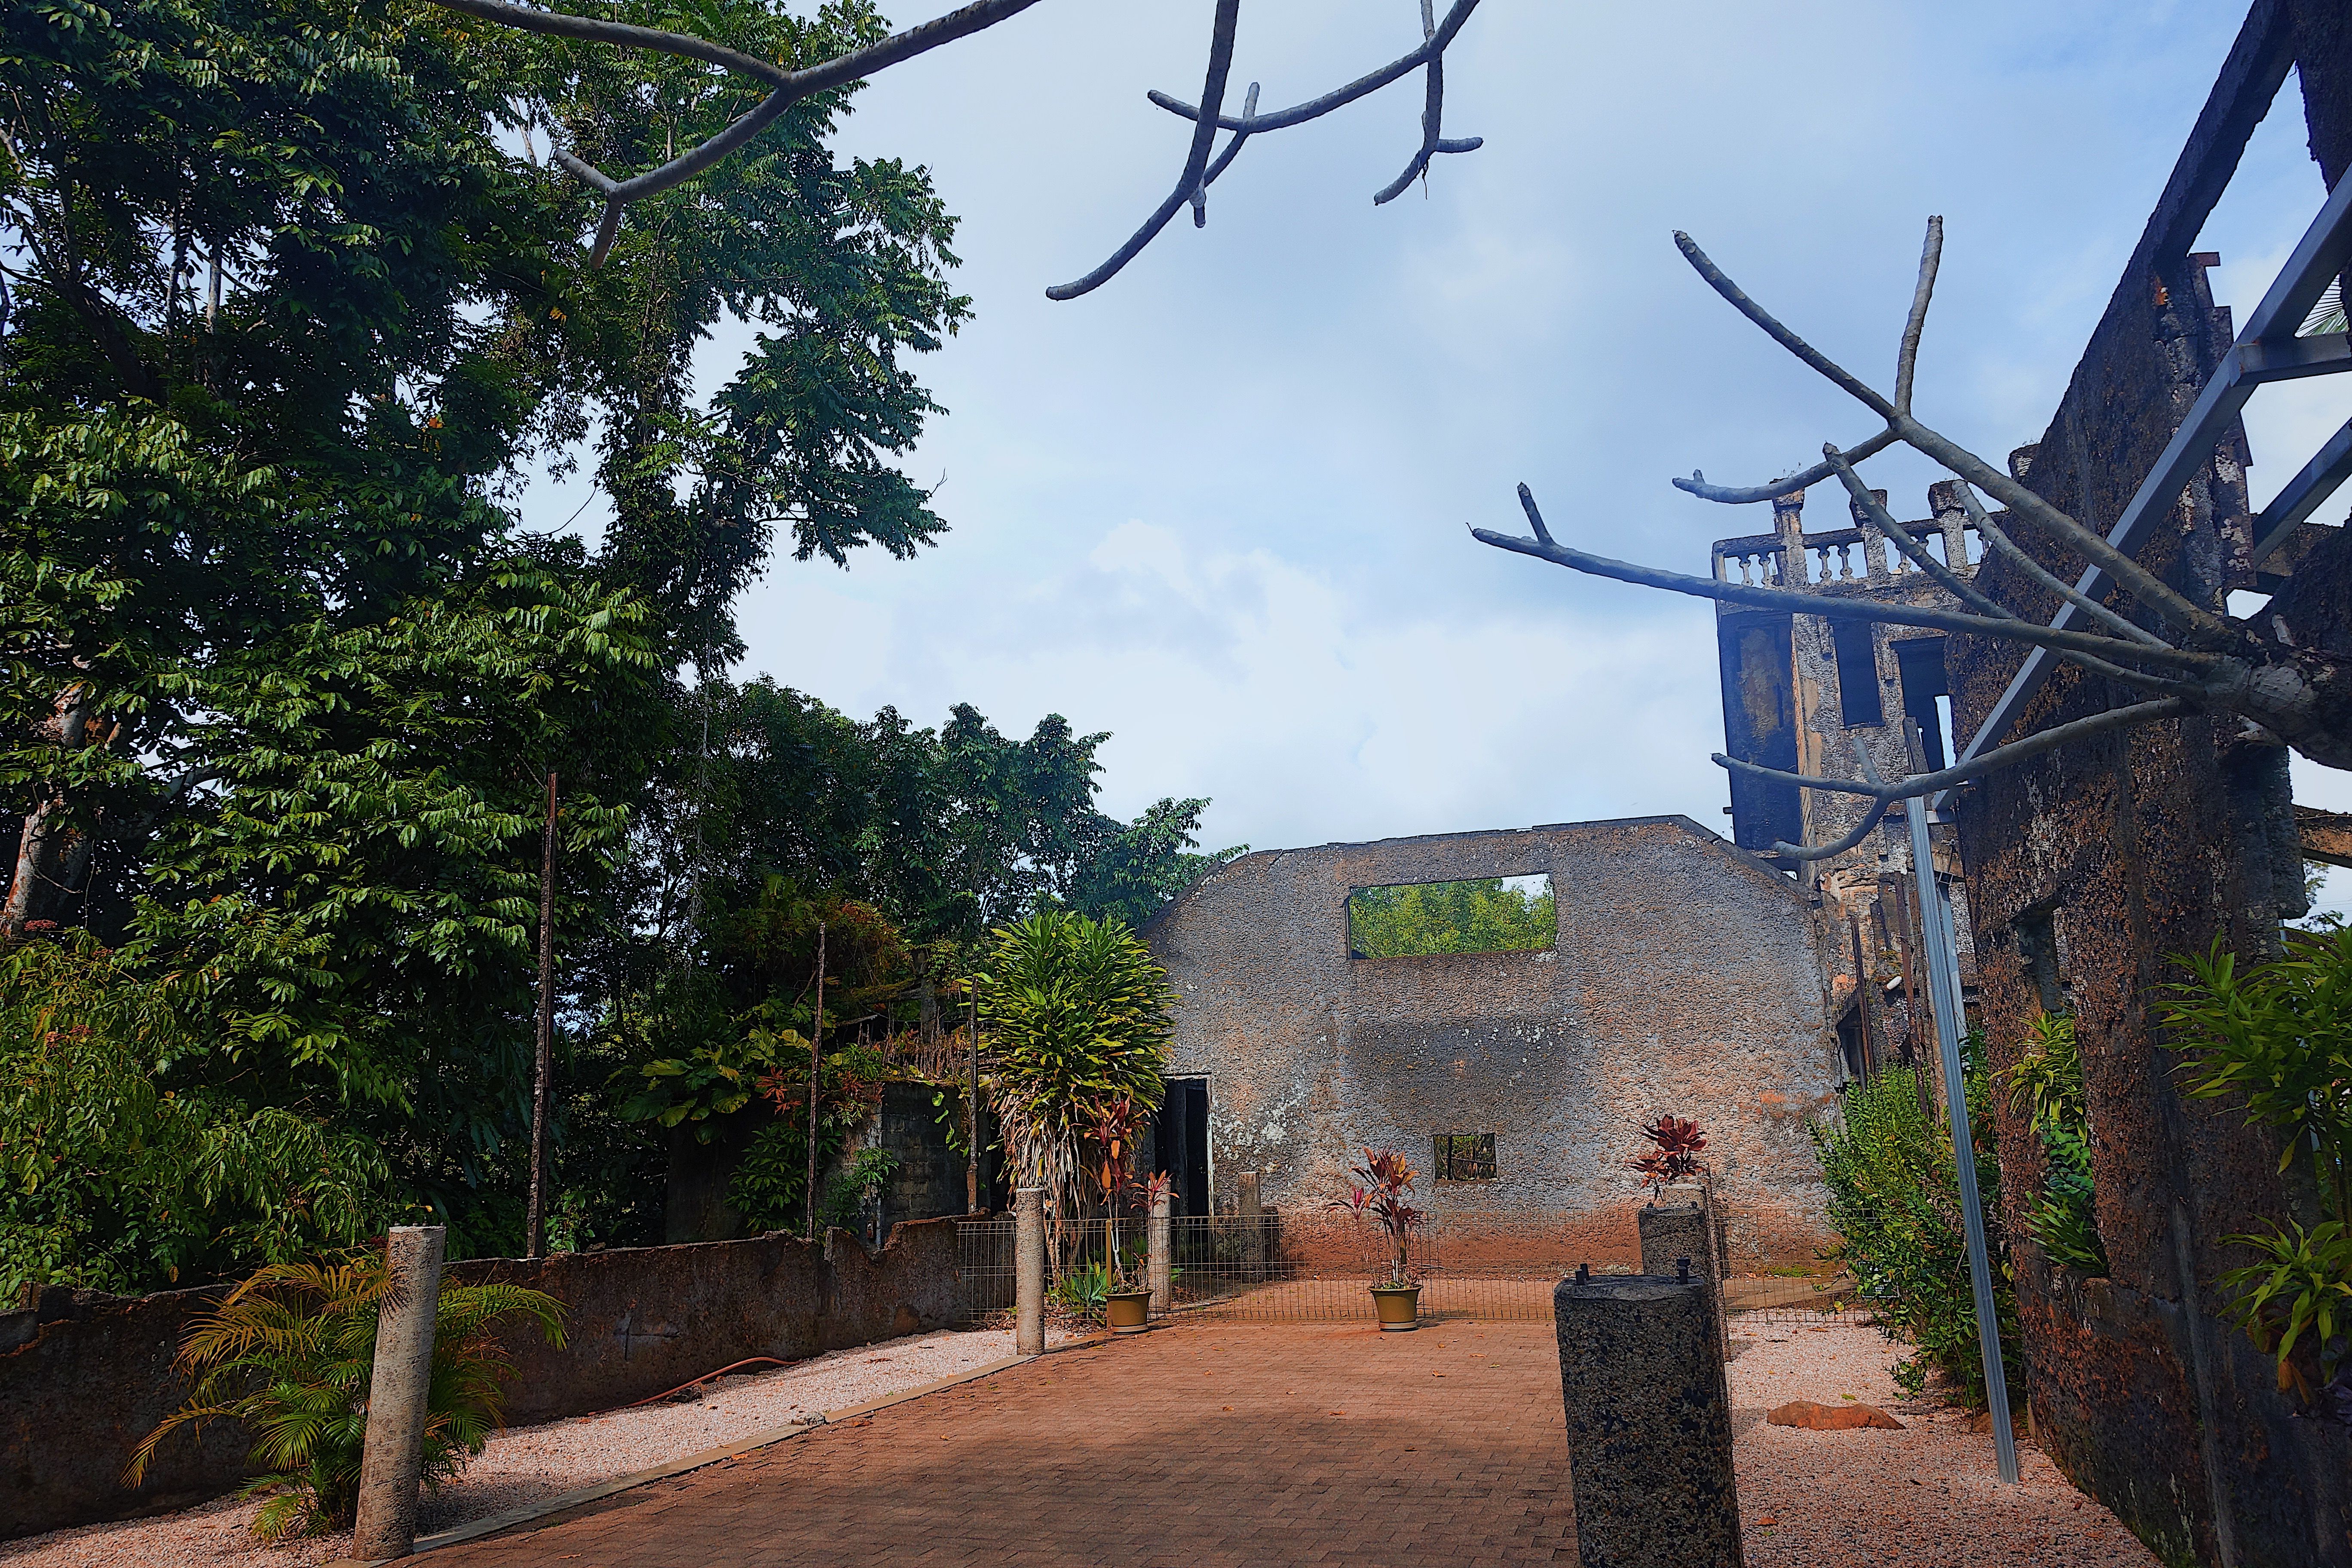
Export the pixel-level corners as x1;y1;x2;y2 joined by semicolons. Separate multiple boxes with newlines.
426;1321;1574;1566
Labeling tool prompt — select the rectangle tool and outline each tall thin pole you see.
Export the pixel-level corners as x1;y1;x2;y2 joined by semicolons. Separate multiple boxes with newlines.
1903;722;2017;1483
967;977;981;1213
804;921;826;1242
526;770;557;1259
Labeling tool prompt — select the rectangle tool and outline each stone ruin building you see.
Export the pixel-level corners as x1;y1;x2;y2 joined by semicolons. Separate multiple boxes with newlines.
1141;818;1844;1265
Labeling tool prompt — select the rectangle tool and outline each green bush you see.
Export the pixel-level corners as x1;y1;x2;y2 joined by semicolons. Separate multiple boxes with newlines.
2165;933;2352;1414
0;937;389;1296
2008;1013;2107;1275
126;1253;565;1539
1810;1049;2021;1405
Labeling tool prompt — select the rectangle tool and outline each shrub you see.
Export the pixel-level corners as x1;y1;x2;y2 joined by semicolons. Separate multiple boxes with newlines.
2165;932;2352;1415
126;1252;566;1539
2008;1013;2107;1275
1810;1050;2020;1405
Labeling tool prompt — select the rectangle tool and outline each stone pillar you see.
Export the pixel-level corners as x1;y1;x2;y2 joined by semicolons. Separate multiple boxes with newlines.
1554;1271;1742;1568
1237;1170;1263;1282
352;1225;446;1561
1148;1186;1173;1313
1642;1198;1725;1348
1014;1187;1044;1354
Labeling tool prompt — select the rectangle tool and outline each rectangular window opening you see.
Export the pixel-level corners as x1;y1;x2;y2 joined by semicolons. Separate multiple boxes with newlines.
1348;874;1556;959
1433;1133;1497;1182
1893;638;1950;770
1831;621;1884;728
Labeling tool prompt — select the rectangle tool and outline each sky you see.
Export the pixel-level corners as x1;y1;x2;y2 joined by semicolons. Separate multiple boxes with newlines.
517;1;2352;879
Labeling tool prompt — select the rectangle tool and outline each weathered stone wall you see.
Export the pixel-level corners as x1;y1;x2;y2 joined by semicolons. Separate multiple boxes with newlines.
1943;4;2352;1561
1143;817;1841;1264
0;1220;962;1542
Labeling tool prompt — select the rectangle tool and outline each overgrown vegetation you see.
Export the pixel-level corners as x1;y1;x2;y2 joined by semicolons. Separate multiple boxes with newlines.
2008;1012;2107;1276
2165;932;2352;1421
126;1253;565;1539
0;0;1238;1285
1347;876;1556;959
1810;1050;2020;1405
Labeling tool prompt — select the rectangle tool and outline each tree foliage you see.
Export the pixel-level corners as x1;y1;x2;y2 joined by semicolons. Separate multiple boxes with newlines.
1346;876;1555;959
977;910;1175;1224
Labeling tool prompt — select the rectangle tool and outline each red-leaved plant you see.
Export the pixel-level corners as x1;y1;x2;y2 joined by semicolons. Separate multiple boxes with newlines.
1631;1115;1709;1199
1084;1095;1148;1290
1329;1148;1427;1285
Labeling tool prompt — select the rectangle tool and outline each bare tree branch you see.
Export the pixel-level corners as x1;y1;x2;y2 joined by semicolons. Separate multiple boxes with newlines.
430;0;1045;266
1894;215;1941;416
1469;484;2223;672
1664;220;2233;644
1147;0;1482;135
1822;443;2006;619
1761;736;1890;861
1949;480;2168;649
1718;696;2199;805
1371;0;1482;205
1057;0;1485;296
1673;429;1902;506
1047;0;1241;300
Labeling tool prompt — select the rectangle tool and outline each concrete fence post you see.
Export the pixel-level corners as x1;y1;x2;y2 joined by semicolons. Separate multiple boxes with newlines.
1148;1186;1172;1314
1237;1169;1263;1282
1014;1187;1044;1354
1640;1200;1726;1348
1554;1271;1742;1568
352;1225;446;1562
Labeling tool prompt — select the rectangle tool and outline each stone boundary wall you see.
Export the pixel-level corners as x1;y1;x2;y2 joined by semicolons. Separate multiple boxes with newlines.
0;1218;962;1542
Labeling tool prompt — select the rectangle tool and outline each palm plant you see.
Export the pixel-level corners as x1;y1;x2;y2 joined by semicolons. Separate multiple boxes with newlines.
1331;1148;1426;1285
975;910;1173;1232
125;1252;566;1539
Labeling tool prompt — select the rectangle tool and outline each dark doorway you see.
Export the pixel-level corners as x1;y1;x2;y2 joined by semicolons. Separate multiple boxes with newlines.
1893;638;1951;769
1150;1078;1211;1217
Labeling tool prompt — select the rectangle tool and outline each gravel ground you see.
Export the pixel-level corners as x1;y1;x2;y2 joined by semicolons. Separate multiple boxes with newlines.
0;1325;1066;1568
1728;1317;2160;1567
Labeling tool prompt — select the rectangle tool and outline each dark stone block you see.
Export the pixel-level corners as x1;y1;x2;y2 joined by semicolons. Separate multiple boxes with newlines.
1554;1274;1741;1568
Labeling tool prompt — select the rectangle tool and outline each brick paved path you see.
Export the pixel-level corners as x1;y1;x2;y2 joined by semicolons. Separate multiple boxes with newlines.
431;1321;1575;1567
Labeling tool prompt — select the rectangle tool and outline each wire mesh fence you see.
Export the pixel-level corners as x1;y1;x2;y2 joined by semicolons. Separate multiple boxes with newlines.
955;1210;1871;1328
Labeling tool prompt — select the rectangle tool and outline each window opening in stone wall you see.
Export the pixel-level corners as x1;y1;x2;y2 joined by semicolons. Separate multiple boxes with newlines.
1893;638;1951;770
1432;1133;1497;1182
2015;907;2071;1016
1831;620;1884;728
1347;874;1555;959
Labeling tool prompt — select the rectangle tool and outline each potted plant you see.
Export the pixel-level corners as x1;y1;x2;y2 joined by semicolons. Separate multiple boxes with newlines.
1086;1096;1156;1332
1631;1114;1708;1200
1332;1148;1427;1330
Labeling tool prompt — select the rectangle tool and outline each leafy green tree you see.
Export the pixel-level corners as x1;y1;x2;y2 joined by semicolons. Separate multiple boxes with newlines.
1347;876;1556;959
976;909;1175;1225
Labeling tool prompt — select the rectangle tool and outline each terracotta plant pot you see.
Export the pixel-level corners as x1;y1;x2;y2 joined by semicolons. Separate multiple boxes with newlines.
1369;1283;1421;1331
1105;1288;1152;1332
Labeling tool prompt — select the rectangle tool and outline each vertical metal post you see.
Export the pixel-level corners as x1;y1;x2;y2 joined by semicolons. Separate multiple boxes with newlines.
352;1226;445;1560
526;772;557;1260
1238;1169;1264;1282
967;979;980;1213
1014;1186;1044;1354
1904;757;2018;1483
805;922;825;1243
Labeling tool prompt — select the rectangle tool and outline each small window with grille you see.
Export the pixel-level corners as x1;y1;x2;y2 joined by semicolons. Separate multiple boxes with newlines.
1432;1133;1497;1182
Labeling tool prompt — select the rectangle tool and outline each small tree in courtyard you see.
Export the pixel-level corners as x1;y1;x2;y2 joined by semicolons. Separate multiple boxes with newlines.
975;910;1173;1229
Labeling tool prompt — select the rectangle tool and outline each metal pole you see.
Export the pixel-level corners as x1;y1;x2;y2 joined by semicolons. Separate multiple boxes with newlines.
526;770;556;1259
966;979;980;1213
805;922;825;1243
1902;732;2018;1484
